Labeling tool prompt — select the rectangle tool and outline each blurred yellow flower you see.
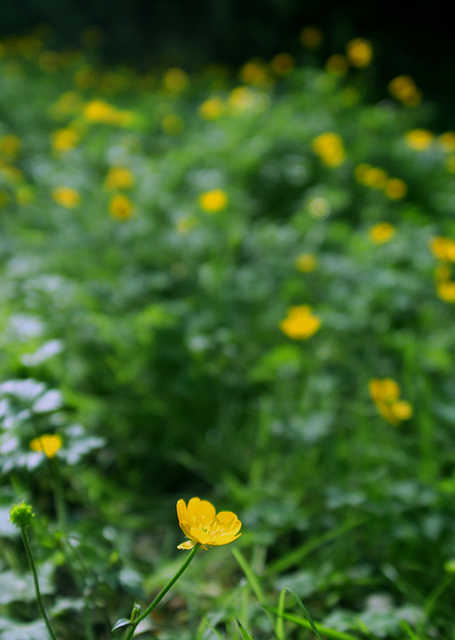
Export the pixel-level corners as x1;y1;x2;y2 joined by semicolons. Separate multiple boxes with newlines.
346;38;373;68
326;54;349;75
369;379;412;426
162;113;184;135
300;26;323;49
354;164;388;189
163;68;189;93
84;99;133;126
228;86;266;113
312;132;346;167
198;189;228;213
388;75;422;107
240;59;270;86
437;280;455;302
177;497;242;550
384;178;407;200
109;194;134;220
104;167;135;190
377;399;413;426
52;186;80;208
295;253;317;272
51;127;81;153
429;237;455;262
280;305;321;340
30;434;62;458
404;129;434;151
198;96;224;120
0;134;21;159
271;53;295;76
369;223;395;244
369;378;401;403
438;132;455;153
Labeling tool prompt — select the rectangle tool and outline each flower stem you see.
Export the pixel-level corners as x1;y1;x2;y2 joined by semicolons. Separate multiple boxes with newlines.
20;525;58;640
123;544;200;640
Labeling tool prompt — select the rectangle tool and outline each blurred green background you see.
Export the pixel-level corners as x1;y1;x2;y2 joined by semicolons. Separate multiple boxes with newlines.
1;0;454;125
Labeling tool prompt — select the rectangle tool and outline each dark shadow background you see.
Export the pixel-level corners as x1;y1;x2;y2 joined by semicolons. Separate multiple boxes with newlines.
1;0;454;126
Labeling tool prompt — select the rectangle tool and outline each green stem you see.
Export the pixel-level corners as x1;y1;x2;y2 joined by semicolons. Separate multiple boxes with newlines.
123;544;200;640
20;526;58;640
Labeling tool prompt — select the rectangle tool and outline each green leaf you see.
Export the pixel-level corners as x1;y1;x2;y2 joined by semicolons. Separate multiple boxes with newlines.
111;618;131;632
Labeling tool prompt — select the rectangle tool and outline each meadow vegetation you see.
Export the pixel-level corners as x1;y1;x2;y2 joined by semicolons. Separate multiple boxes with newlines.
2;26;455;640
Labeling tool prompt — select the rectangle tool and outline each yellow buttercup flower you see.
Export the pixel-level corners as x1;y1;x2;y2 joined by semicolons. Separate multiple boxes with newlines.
0;134;21;159
388;75;422;107
384;178;407;200
280;305;321;340
438;132;455;153
295;253;317;272
369;379;412;426
312;132;346;167
404;129;434;151
369;378;400;403
300;26;323;49
30;434;62;458
198;96;224;120
271;53;295;76
369;223;395;244
346;38;373;68
376;399;413;426
325;54;349;75
429;237;455;262
52;186;80;208
109;194;134;220
163;68;189;93
84;99;133;126
437;280;455;303
198;189;228;213
104;167;135;190
177;497;242;550
228;86;258;112
240;59;270;86
354;164;388;189
51;127;81;153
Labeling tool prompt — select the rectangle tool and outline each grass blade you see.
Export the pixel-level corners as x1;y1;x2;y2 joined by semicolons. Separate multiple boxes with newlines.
265;517;367;576
264;606;363;640
236;618;254;640
275;588;286;640
286;587;323;640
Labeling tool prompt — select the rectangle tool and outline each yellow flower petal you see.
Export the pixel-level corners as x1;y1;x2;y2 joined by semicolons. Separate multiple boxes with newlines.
176;498;241;550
